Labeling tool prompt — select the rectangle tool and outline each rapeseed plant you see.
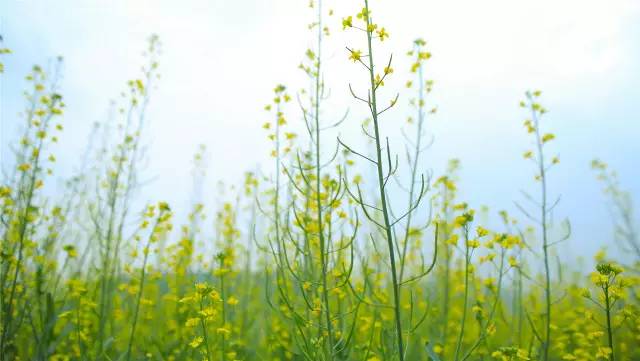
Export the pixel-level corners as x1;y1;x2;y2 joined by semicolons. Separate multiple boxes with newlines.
518;90;569;361
1;3;638;361
340;2;439;360
1;58;65;359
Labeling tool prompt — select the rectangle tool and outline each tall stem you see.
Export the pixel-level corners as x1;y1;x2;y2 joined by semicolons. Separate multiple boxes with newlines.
125;238;151;360
454;227;470;361
399;51;425;283
441;187;452;345
363;1;404;359
532;105;551;361
0;99;54;357
126;211;164;361
312;0;335;357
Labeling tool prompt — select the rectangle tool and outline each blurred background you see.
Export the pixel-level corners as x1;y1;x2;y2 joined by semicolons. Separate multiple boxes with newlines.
1;0;639;262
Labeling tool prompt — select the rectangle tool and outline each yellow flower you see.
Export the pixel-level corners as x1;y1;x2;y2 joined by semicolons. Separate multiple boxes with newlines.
476;226;489;237
189;336;203;348
303;281;312;291
349;49;362;62
342;16;353;29
486;323;496;335
542;133;555;143
579;288;591;298
227;296;239;306
376;27;389;41
523;120;535;133
185;318;199;327
483;277;495;288
595;347;612;359
453;202;468;210
356;7;369;20
18;163;31;172
446;234;459;246
195;282;212;295
418;51;431;60
63;245;77;259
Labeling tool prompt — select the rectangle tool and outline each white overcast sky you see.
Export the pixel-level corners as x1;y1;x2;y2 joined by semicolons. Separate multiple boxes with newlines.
1;0;639;261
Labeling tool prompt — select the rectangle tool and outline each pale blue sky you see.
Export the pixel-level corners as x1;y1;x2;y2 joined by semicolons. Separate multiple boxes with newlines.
1;0;639;262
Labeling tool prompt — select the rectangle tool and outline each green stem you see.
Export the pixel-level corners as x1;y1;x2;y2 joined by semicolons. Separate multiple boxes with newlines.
125;215;161;361
454;227;470;361
200;298;212;361
220;257;227;361
311;1;335;358
1;98;55;357
362;1;404;359
531;101;551;361
604;284;615;361
399;47;426;283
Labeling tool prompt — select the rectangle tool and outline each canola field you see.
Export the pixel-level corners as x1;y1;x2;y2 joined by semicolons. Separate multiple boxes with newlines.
0;1;638;360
